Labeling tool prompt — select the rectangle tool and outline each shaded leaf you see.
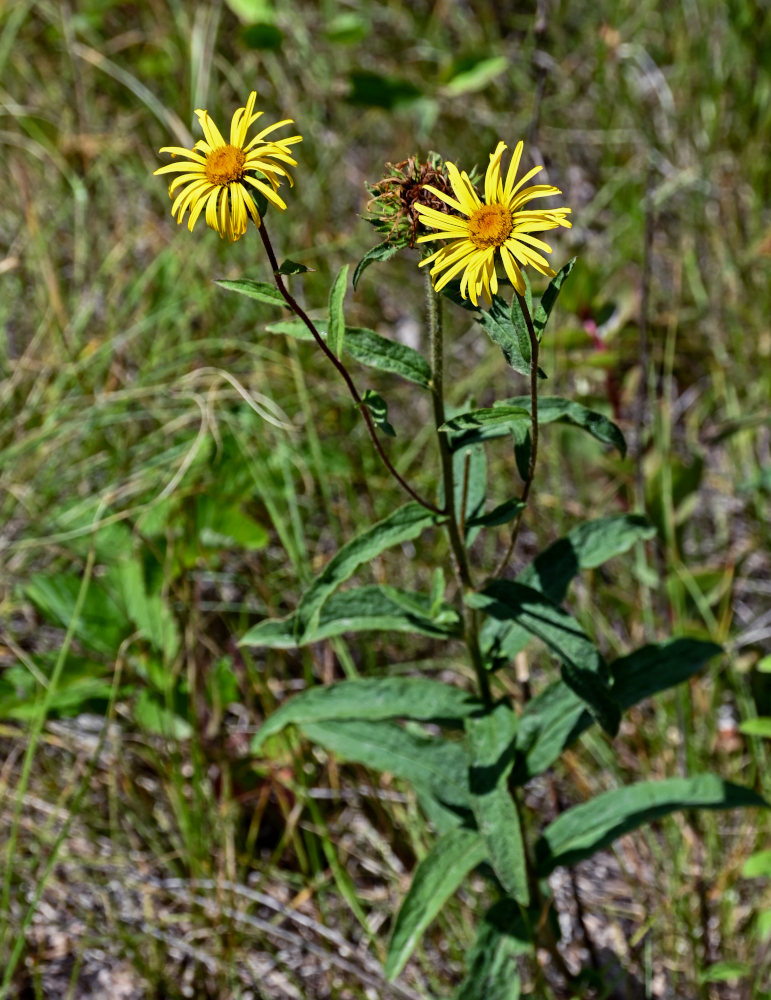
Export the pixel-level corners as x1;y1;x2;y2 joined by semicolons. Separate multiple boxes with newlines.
328;263;349;358
347;70;422;109
468;581;619;736
535;775;768;874
385;826;487;980
466;497;525;529
466;704;529;903
353;241;401;290
295;504;445;639
276;258;311;275
362;389;395;436
533;258;576;339
251;676;480;752
476;294;546;378
495;395;626;456
453;899;531;1000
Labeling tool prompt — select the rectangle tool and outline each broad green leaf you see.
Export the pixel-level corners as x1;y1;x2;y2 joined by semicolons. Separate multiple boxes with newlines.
466;497;525;529
301;719;471;809
385;826;487;980
495;395;626;456
251;677;480;752
353;240;401;290
442;406;531;449
134;689;192;739
533;258;576;339
535;775;768;875
266;319;431;387
742;849;771;878
481;515;655;665
295;503;446;639
328;263;349;358
443;55;509;96
468;581;620;736
739;717;771;738
215;278;285;308
453;899;531;1000
514;639;721;782
466;704;529;903
25;573;126;657
510;294;532;366
241;584;461;650
362;388;395;436
476;294;546;378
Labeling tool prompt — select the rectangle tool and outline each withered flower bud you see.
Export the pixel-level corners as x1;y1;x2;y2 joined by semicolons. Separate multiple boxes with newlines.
365;153;454;249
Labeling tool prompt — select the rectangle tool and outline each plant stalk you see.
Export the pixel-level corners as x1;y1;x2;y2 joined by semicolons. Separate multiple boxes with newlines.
425;274;491;708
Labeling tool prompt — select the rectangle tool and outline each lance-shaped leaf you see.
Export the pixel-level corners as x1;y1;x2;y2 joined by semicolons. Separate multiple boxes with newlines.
513;638;722;782
301;719;472;809
441;406;531;450
453;899;532;1000
251;677;481;752
385;826;488;981
216;278;285;308
533;257;576;339
362;389;395;436
468;581;619;736
241;584;461;650
466;497;525;529
267;319;431;387
466;703;529;903
328;263;349;358
475;294;547;378
481;515;655;666
295;503;446;639
535;775;768;875
495;395;626;456
352;240;401;290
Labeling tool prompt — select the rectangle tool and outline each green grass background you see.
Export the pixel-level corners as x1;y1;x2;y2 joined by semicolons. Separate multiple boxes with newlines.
1;0;770;997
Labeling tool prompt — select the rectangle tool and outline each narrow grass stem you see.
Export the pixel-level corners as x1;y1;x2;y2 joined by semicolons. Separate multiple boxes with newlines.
258;223;439;513
493;291;540;577
425;275;491;708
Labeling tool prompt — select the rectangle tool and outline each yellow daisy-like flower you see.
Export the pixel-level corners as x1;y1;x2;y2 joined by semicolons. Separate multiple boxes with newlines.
415;140;572;306
154;91;302;242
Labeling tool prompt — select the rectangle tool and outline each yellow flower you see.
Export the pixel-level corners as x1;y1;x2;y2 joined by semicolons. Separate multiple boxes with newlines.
154;91;302;242
415;141;571;306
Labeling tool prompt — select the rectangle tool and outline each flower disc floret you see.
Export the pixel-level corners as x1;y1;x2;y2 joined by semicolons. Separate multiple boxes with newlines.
154;91;302;242
415;140;572;306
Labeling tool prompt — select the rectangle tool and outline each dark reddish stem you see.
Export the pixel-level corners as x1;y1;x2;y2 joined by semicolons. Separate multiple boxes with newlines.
258;223;439;513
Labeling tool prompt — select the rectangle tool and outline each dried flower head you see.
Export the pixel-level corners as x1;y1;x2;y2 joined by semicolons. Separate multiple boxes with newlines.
365;154;457;249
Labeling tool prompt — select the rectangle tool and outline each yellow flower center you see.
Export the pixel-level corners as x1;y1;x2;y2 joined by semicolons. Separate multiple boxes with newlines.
468;203;513;249
205;145;246;186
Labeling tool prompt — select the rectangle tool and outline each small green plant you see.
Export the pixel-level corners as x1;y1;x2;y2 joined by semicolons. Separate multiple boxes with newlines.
149;90;767;995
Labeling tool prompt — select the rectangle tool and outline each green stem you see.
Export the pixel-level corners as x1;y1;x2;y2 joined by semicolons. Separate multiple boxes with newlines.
425;275;491;708
493;290;540;577
259;223;439;514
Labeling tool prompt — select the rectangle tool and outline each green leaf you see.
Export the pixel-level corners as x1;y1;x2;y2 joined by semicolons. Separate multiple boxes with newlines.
742;849;771;878
295;503;446;639
699;961;751;984
276;258;311;275
535;775;768;875
442;55;509;96
241;22;283;49
250;677;480;752
301;719;471;810
25;573;126;657
347;70;422;109
510;294;532;365
385;826;487;980
362;389;395;436
353;241;401;290
468;582;619;736
328;263;349;358
241;584;461;650
466;704;529;903
495;395;626;456
480;514;655;665
466;497;525;529
476;294;546;378
215;278;285;308
134;689;192;740
514;639;721;782
456;443;487;544
533;257;576;339
453;900;531;1000
442;406;531;449
266;319;431;387
739;717;771;738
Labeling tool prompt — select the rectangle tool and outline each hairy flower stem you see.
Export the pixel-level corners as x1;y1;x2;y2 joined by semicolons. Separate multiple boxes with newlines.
259;223;439;513
493;291;540;577
426;275;492;708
